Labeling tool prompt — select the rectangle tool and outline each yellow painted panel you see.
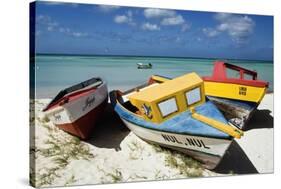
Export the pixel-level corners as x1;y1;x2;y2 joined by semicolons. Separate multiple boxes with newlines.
127;73;206;123
132;85;206;123
204;81;266;103
191;108;244;139
128;72;203;103
127;73;205;123
151;75;170;83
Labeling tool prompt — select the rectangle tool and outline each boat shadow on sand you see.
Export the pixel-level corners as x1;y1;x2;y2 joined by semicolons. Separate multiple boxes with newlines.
243;109;273;131
214;140;258;174
86;103;130;150
86;106;272;174
214;109;273;174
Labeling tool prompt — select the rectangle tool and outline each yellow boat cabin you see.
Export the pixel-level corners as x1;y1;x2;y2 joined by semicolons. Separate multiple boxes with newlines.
115;72;244;138
127;73;205;123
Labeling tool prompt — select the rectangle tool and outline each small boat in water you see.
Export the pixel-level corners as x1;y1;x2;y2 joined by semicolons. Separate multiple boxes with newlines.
137;63;152;69
110;73;243;169
43;77;108;139
203;61;269;129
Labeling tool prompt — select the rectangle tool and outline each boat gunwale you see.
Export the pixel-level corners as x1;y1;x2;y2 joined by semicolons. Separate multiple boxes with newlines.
110;90;233;140
203;61;269;88
43;80;106;112
203;77;268;88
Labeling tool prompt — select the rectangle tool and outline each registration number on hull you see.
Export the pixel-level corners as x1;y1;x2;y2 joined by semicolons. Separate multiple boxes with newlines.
161;134;210;149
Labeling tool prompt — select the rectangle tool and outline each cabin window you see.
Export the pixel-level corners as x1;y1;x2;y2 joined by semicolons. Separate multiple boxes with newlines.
158;97;178;117
185;87;201;105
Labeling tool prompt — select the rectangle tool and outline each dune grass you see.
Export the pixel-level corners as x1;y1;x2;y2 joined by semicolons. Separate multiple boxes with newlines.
106;169;123;183
152;144;203;177
97;166;124;183
33;123;95;187
127;140;145;160
64;175;77;186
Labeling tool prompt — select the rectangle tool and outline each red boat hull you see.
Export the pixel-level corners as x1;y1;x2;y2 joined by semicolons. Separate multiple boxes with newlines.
44;77;108;139
56;98;107;139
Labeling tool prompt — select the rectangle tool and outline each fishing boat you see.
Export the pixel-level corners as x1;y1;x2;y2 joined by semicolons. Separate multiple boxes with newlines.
137;63;152;69
203;61;269;129
43;77;108;139
110;73;243;169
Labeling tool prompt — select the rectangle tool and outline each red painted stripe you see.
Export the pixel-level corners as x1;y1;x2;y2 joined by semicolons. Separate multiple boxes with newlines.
45;87;97;111
55;98;107;139
203;61;268;88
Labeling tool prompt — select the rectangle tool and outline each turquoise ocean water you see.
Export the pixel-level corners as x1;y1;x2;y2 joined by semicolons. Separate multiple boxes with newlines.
34;55;273;98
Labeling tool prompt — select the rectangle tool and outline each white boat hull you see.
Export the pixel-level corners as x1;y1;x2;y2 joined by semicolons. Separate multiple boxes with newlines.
45;82;108;139
121;118;232;169
47;83;108;125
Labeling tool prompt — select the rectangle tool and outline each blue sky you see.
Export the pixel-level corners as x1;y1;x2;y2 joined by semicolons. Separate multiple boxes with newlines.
34;1;273;60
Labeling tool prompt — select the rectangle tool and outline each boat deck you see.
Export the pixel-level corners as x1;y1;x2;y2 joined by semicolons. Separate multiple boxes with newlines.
115;100;232;139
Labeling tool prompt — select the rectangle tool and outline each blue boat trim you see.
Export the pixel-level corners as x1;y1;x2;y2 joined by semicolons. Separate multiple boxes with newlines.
114;100;232;139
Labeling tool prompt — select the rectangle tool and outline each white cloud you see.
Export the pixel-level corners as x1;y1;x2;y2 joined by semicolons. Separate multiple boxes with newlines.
71;32;88;37
197;37;202;42
143;8;188;29
143;8;175;18
202;28;220;37
217;15;255;42
99;5;120;12
47;26;54;31
161;15;185;26
70;3;79;8
214;13;232;21
42;2;78;7
127;10;133;18
217;23;228;31
58;27;88;37
37;15;52;24
181;23;191;32
202;13;255;44
37;15;59;32
157;35;184;44
36;15;88;38
142;23;160;31
41;2;65;6
59;27;66;33
114;15;129;24
114;11;136;26
213;13;255;43
175;36;181;42
35;30;41;36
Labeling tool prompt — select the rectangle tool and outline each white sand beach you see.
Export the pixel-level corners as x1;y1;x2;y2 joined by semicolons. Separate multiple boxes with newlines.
30;94;273;187
235;94;273;173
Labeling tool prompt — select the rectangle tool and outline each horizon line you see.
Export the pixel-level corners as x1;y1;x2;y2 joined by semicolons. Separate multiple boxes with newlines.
35;53;273;62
